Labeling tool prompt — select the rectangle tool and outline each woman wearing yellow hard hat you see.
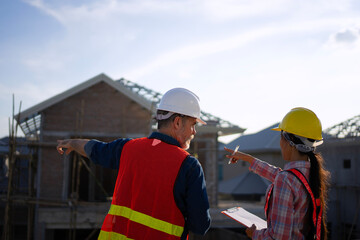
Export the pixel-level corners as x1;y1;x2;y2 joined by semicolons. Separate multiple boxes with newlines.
225;107;330;240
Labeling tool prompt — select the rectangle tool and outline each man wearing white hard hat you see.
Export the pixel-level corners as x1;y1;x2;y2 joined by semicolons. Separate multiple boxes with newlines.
56;88;211;240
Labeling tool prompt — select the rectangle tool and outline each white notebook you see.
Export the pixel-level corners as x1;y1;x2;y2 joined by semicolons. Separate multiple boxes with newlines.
221;207;267;230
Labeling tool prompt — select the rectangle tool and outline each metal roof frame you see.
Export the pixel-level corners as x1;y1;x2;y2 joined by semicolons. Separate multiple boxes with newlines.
116;78;244;132
323;115;360;139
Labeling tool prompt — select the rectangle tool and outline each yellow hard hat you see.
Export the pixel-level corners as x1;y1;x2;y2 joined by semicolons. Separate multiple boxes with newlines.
272;107;323;140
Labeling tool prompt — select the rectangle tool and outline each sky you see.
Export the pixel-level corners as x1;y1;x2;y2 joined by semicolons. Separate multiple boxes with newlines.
1;0;360;142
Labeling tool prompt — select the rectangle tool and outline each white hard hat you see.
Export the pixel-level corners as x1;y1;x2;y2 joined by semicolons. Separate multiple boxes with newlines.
157;88;206;125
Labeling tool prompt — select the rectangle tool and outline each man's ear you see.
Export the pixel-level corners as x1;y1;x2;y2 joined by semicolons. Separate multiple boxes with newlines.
172;116;182;130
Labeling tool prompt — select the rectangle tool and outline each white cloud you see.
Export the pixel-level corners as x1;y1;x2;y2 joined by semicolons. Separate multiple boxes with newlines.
24;0;192;26
123;16;360;80
334;27;360;43
20;0;360;84
194;0;288;21
123;27;278;79
25;0;357;26
324;26;360;52
25;0;65;24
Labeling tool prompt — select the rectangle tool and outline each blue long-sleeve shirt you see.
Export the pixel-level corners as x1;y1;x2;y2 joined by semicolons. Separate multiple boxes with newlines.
84;132;211;238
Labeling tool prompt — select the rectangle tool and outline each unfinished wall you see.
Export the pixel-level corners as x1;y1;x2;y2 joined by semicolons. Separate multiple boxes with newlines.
319;139;360;240
43;81;152;136
191;133;218;207
39;81;152;200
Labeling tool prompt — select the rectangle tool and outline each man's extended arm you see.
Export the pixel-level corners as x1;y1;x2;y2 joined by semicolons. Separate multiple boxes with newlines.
84;139;131;169
57;139;89;157
57;138;131;169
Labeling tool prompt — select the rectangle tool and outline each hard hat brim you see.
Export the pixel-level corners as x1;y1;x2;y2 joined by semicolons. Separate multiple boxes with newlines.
271;127;281;131
197;118;207;125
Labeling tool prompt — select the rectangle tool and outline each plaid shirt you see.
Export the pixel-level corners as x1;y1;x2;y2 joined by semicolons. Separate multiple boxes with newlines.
250;159;311;240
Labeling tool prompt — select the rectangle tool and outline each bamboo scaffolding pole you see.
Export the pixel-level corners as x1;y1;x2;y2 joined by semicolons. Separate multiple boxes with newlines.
2;95;21;240
73;154;82;240
69;99;85;240
85;227;101;240
27;145;38;240
79;157;109;198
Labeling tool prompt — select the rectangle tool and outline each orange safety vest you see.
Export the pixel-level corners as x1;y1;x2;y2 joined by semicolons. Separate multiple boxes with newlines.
265;168;323;240
98;138;189;240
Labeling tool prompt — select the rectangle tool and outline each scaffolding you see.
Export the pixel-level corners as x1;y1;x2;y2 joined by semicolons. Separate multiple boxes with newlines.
2;95;23;240
1;97;108;240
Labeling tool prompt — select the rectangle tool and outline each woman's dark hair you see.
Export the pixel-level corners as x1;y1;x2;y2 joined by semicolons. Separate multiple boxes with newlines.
288;133;330;240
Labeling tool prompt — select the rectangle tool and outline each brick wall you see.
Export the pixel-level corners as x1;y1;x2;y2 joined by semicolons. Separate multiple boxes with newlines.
43;81;152;135
39;81;152;199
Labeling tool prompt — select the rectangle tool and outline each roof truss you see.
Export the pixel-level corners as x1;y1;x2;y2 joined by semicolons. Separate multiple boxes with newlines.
324;115;360;139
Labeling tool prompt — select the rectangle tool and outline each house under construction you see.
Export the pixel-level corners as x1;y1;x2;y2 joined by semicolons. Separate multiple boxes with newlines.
320;115;360;240
1;73;245;240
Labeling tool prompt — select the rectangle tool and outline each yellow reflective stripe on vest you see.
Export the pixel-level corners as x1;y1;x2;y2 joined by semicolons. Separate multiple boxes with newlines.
108;204;183;237
98;230;134;240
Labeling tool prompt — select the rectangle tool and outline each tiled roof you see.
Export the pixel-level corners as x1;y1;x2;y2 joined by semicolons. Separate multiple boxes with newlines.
225;123;281;153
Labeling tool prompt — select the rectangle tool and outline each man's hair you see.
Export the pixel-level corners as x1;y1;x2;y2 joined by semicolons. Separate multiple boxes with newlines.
157;110;185;129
